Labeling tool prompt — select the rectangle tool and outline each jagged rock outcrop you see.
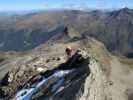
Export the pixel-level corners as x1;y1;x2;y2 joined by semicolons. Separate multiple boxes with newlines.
0;37;133;100
80;57;109;100
0;49;90;99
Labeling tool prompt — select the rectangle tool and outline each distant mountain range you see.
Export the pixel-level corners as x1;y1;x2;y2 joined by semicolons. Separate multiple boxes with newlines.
0;8;132;57
0;10;44;16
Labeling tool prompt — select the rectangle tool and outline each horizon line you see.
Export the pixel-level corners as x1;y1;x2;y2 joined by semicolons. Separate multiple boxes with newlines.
0;7;132;12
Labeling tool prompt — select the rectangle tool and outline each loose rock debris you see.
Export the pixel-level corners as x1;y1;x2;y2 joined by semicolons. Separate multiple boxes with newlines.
0;49;90;100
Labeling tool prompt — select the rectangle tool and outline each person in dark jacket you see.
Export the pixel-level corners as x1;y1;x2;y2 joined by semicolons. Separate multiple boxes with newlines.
65;46;72;59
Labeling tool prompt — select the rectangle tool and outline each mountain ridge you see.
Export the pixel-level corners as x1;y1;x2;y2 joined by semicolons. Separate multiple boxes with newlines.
0;8;132;57
0;36;133;100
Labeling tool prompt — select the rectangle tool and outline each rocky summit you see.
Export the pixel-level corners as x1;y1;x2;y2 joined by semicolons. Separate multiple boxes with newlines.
0;37;133;100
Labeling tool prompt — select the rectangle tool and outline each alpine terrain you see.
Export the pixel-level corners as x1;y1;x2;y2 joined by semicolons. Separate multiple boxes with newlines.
0;29;133;100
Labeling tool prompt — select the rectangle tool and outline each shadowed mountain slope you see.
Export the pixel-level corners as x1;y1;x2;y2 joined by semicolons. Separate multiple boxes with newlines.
0;8;132;57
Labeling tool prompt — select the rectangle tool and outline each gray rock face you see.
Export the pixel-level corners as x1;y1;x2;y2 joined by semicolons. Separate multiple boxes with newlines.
0;38;133;100
0;49;90;99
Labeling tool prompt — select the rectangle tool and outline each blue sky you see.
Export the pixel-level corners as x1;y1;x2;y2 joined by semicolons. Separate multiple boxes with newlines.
0;0;133;11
